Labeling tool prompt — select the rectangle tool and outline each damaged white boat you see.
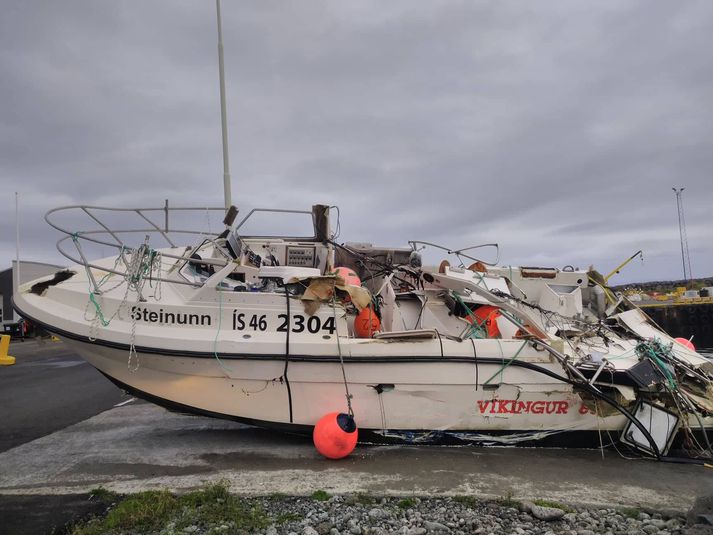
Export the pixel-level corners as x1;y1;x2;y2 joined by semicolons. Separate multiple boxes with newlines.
13;204;713;459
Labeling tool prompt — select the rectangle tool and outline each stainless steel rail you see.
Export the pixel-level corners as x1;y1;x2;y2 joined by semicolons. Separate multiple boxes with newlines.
408;240;500;266
45;205;317;292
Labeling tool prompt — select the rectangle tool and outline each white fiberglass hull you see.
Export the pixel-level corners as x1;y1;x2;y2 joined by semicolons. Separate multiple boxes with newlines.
59;334;624;445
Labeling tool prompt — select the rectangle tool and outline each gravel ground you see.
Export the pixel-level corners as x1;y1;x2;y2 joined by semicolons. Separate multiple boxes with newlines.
157;495;690;535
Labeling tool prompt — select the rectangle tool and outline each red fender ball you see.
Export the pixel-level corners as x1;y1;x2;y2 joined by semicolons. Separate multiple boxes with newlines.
313;412;358;459
334;266;361;287
354;307;381;338
674;337;695;351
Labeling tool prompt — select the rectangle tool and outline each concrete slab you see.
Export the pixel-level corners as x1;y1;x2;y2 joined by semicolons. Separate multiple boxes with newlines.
0;402;711;512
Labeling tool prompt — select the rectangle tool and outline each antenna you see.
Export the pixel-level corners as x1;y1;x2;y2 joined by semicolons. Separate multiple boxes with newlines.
672;187;692;283
216;0;232;210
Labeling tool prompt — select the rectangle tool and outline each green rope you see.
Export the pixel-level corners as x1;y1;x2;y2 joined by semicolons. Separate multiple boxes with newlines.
212;287;233;376
483;340;528;386
84;241;158;330
88;292;110;327
451;291;488;339
471;270;490;290
635;339;677;390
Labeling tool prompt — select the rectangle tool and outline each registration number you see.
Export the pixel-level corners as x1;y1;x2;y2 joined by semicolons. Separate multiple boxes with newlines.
232;311;336;334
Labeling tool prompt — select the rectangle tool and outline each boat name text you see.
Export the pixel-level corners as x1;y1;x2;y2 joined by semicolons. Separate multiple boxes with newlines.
131;306;212;326
477;399;574;415
128;307;337;333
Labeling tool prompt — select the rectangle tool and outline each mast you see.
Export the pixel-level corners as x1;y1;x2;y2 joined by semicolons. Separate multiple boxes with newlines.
216;0;232;210
672;187;692;283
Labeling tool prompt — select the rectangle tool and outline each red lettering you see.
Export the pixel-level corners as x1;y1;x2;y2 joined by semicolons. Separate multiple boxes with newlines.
514;401;532;414
498;400;515;414
578;403;595;415
478;399;574;416
477;400;491;414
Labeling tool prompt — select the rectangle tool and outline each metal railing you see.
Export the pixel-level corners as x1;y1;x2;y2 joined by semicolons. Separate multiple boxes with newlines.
408;240;500;267
45;204;315;292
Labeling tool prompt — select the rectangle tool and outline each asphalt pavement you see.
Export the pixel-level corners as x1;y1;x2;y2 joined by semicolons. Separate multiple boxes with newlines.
0;338;127;452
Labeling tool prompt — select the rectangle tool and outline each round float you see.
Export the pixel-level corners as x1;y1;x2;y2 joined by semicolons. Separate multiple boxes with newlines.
354;306;380;337
313;412;358;459
674;337;695;351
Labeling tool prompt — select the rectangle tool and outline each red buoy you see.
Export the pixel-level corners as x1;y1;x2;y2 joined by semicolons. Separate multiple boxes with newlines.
465;305;501;338
354;306;381;338
313;412;358;459
674;337;696;351
334;267;361;287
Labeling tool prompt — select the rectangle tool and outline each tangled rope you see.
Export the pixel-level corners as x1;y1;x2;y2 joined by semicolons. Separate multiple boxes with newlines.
634;338;713;457
81;237;163;372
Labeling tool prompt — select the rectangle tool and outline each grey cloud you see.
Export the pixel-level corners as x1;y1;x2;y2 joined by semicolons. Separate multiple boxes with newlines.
1;0;711;284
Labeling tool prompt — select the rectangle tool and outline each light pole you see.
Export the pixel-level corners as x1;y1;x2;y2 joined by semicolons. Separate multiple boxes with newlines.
672;187;692;283
216;0;232;210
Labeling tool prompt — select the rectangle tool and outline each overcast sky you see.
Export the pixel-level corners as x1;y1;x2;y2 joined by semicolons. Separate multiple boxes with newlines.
1;1;711;283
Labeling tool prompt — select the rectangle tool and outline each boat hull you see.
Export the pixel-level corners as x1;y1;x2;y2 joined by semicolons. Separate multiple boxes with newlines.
57;334;629;445
15;286;713;451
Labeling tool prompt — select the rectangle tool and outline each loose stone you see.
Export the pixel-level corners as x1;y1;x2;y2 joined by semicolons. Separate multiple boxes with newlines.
531;505;566;521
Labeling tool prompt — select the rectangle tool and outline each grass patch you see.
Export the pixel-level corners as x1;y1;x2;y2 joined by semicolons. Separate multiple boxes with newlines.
532;499;574;513
453;495;478;507
397;498;417;509
269;492;287;501
88;487;119;503
355;493;375;506
180;481;231;508
175;482;268;531
70;482;269;535
311;490;330;502
104;490;177;531
495;491;520;508
276;512;302;524
620;507;640;519
73;490;178;535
